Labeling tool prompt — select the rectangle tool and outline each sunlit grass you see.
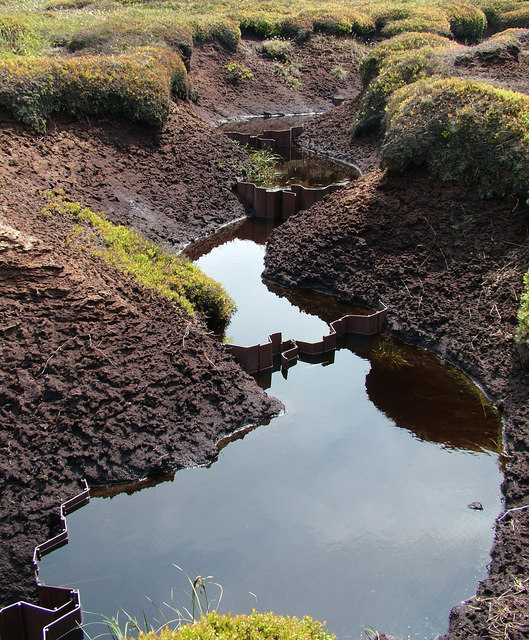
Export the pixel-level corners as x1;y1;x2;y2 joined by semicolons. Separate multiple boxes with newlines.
42;191;236;330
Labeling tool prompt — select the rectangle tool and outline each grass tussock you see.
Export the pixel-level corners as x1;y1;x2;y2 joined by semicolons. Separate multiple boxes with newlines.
65;15;194;62
445;3;488;42
358;31;455;86
354;47;446;134
261;37;292;61
453;27;528;64
375;4;452;39
43;191;236;330
352;24;529;136
381;77;529;198
0;46;189;131
309;8;376;37
497;5;529;29
0;16;42;55
353;32;458;134
135;610;336;640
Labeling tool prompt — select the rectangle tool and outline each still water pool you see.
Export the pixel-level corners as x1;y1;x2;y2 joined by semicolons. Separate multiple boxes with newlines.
39;217;503;640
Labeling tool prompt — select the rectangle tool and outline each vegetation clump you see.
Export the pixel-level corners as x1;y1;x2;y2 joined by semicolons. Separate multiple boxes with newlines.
190;18;241;51
310;9;376;37
453;27;527;64
445;3;488;42
0;16;41;55
43;192;236;330
381;77;529;198
65;16;194;61
358;31;455;86
135;610;336;640
0;46;189;132
353;47;445;134
262;37;292;61
225;61;254;82
353;32;458;134
375;4;452;38
496;5;529;29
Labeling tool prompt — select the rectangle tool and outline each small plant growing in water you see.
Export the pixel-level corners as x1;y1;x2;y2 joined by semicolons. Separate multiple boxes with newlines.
372;337;411;367
244;148;281;187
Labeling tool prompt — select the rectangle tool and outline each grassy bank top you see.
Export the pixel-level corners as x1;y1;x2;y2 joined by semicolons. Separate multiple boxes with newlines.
2;0;529;60
0;0;528;131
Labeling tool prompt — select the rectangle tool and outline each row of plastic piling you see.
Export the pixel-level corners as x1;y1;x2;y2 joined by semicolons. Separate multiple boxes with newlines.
226;303;388;375
0;482;89;640
227;124;350;220
236;180;346;220
225;126;304;150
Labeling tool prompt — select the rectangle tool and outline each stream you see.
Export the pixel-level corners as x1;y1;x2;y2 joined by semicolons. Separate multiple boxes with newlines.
38;120;503;640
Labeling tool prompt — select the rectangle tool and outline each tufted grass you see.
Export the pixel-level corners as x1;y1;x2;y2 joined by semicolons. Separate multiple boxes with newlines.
381;77;529;198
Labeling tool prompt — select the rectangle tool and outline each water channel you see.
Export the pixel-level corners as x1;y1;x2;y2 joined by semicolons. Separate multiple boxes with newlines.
39;122;503;640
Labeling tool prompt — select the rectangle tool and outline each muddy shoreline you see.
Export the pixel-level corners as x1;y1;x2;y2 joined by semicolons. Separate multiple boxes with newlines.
263;165;529;639
0;105;283;607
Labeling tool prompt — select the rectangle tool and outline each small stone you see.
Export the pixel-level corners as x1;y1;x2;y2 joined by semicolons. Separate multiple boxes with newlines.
468;502;484;510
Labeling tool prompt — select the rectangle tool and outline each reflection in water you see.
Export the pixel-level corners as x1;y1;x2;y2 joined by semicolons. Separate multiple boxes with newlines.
265;281;372;324
260;279;501;454
91;471;176;499
271;147;359;188
364;338;502;454
39;199;503;640
183;218;275;262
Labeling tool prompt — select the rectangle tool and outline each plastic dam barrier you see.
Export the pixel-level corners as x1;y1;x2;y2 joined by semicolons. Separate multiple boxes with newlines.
0;483;89;640
226;303;388;375
226;125;352;220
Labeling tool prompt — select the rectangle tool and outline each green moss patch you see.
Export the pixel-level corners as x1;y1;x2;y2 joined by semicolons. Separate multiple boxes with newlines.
43;192;236;330
136;611;335;640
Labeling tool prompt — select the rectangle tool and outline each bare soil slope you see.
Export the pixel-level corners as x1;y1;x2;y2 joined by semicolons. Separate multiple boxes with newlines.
0;105;282;606
189;35;365;124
